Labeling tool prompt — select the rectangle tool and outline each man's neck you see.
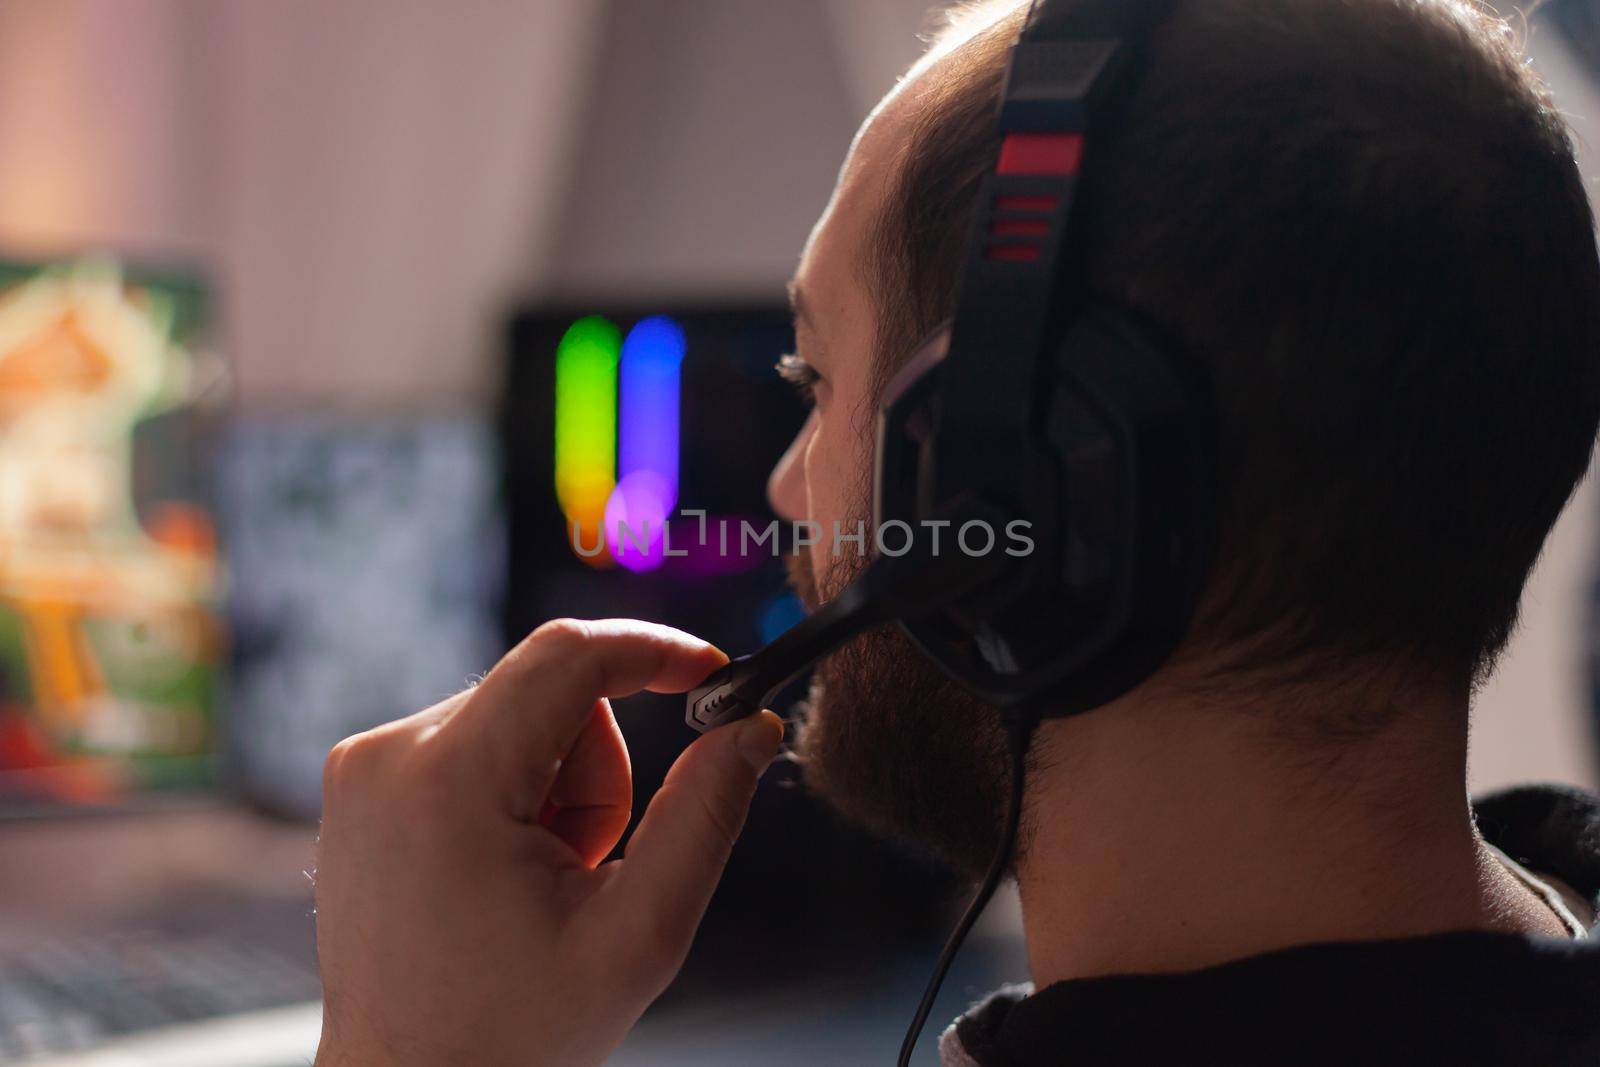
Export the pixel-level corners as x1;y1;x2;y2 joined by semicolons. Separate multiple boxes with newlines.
1016;685;1567;988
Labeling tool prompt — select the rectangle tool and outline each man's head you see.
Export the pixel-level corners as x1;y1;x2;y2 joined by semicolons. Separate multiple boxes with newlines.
768;0;1600;875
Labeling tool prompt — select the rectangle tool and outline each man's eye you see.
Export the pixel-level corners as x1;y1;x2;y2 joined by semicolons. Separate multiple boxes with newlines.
776;352;822;404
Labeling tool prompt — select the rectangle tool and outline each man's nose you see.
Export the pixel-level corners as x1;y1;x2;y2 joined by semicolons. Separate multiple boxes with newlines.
767;410;816;521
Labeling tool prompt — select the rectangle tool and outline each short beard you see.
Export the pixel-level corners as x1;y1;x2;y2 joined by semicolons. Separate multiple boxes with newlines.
784;528;1012;879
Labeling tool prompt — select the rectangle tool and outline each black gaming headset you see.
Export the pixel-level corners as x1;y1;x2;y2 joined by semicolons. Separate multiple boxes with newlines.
683;0;1214;1060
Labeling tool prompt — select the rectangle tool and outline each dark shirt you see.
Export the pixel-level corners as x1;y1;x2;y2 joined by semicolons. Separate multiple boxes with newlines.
941;784;1600;1066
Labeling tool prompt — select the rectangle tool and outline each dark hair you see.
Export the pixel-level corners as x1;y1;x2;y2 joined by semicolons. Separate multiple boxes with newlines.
865;0;1600;707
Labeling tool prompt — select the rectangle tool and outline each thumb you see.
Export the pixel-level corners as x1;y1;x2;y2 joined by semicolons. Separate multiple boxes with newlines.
607;710;783;969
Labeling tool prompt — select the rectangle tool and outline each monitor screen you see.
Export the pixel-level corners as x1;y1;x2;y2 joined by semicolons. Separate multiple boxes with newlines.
502;305;957;976
502;304;809;652
0;256;223;810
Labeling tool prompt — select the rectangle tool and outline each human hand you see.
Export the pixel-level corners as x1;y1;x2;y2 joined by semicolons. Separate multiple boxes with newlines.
313;618;784;1067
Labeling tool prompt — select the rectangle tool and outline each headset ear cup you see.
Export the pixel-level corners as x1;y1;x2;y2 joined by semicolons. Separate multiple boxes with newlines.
1048;386;1124;630
1044;308;1217;702
883;307;1214;716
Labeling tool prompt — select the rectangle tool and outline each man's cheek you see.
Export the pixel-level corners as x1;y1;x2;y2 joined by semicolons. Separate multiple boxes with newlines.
810;542;832;597
801;419;875;600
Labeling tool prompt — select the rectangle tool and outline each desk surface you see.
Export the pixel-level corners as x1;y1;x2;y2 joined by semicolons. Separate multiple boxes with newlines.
0;804;317;956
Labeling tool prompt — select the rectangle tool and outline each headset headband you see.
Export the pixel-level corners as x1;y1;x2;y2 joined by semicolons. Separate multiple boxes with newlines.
930;0;1174;528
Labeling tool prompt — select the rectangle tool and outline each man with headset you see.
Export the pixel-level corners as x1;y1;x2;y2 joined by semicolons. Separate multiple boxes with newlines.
311;0;1600;1064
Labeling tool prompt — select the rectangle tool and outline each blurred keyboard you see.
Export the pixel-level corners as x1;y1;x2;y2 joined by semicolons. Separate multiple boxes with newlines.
0;931;320;1062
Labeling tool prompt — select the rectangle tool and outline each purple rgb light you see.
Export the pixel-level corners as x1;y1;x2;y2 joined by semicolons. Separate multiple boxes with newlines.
606;316;685;572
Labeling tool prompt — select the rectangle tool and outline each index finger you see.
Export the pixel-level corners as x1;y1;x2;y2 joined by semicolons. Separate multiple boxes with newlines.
450;618;727;816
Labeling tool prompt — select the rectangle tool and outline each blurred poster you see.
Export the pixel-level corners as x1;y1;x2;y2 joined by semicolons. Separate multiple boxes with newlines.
0;257;223;808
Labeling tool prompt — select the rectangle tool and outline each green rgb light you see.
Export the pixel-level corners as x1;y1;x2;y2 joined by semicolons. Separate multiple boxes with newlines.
554;315;621;551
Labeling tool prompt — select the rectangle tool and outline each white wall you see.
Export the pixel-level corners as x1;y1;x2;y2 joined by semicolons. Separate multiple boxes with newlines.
0;0;607;406
1468;18;1600;791
0;0;209;252
0;0;935;400
543;0;932;303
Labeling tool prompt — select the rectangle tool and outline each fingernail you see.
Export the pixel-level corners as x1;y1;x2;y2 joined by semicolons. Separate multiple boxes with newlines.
737;709;784;774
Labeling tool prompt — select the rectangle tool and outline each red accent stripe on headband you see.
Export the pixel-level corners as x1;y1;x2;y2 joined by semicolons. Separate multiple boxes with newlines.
996;132;1084;176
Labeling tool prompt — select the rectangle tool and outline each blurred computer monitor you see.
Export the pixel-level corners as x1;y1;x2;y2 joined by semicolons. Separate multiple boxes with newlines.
0;256;222;813
502;304;957;987
502;304;808;650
